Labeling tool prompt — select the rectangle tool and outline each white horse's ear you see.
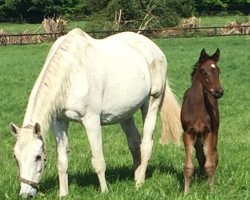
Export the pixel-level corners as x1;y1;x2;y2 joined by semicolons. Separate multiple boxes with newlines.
34;123;41;135
10;123;20;136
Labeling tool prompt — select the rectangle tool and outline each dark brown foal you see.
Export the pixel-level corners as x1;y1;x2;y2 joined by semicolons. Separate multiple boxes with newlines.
181;49;223;194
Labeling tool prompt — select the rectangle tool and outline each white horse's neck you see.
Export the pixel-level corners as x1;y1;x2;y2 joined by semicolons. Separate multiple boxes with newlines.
22;35;70;135
22;70;59;135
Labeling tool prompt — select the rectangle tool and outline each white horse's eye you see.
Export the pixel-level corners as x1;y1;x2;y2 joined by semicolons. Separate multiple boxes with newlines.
35;155;42;162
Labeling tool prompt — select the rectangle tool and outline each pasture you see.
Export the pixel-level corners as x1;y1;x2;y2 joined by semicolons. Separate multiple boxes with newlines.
0;15;249;34
0;35;249;199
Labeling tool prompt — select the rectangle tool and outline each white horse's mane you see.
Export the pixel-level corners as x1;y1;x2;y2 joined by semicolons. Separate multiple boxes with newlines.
23;29;90;135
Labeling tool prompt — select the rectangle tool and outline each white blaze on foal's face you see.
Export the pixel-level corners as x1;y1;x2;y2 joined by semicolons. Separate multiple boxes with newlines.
10;123;46;198
211;64;216;68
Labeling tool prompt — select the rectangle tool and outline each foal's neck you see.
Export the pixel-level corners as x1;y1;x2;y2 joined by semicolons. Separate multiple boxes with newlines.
191;74;217;109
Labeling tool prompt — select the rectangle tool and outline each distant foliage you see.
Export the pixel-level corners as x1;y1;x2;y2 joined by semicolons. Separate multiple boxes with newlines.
194;0;250;15
85;0;195;31
0;0;249;28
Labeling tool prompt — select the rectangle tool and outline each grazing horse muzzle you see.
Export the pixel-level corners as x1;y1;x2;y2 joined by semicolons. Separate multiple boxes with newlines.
19;179;38;199
20;193;35;199
211;89;224;99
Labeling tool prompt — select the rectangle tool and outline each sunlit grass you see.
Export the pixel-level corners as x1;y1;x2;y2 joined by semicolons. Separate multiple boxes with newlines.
0;35;249;199
199;15;250;27
0;20;88;34
1;15;249;34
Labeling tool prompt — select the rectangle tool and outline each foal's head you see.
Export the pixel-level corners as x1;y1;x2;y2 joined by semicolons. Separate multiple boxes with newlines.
10;123;46;198
192;49;223;99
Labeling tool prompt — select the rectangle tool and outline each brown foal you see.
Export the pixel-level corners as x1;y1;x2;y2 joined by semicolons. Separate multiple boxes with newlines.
181;49;223;193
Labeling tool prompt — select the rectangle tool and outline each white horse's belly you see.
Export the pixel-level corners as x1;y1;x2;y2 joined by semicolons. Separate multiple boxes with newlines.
100;95;147;125
100;104;142;125
100;72;150;124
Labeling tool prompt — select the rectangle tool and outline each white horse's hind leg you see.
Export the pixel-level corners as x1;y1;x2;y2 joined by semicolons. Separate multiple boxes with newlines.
135;97;161;187
82;114;108;193
52;120;69;197
120;117;141;171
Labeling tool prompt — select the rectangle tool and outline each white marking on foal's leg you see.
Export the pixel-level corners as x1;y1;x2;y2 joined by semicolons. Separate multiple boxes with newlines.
52;120;69;197
82;115;108;193
135;98;160;187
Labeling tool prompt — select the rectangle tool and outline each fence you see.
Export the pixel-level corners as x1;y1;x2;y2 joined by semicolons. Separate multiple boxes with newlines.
0;25;249;46
0;32;65;46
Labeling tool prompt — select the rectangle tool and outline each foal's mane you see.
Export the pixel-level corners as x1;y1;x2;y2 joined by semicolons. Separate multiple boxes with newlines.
190;61;199;81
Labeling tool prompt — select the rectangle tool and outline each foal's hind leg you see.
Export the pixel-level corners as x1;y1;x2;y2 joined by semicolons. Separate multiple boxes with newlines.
120;117;141;171
194;139;206;177
183;132;196;194
82;114;108;193
135;97;160;187
204;132;218;189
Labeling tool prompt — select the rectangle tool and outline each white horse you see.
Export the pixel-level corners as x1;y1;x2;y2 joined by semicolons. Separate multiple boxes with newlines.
10;28;181;198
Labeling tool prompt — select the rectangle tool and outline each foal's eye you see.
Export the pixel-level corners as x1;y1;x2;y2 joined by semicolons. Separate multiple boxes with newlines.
203;72;208;77
35;155;42;162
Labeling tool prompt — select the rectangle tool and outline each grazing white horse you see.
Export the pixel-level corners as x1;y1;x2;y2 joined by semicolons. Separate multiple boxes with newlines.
10;28;181;198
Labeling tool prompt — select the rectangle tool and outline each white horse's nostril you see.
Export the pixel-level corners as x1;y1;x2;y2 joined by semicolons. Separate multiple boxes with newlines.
20;193;29;199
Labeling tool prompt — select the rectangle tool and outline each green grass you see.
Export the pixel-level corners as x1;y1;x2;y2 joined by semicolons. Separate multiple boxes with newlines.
199;15;250;27
0;35;249;199
0;15;249;34
0;20;88;34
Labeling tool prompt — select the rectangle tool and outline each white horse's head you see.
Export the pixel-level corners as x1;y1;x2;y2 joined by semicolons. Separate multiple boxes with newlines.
10;123;46;198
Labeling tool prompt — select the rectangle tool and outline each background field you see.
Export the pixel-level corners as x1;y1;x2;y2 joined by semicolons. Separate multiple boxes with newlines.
0;15;249;34
0;35;249;199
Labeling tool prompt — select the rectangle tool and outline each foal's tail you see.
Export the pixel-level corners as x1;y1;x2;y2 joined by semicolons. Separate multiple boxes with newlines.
159;80;182;145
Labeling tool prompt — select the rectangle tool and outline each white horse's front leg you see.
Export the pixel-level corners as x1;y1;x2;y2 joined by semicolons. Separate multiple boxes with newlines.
82;114;108;193
52;120;69;197
135;97;161;187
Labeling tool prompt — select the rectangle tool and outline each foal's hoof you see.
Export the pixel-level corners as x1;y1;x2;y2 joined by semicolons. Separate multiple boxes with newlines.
184;187;190;195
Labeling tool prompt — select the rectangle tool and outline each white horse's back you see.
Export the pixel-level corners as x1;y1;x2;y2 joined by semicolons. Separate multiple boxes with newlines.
48;29;165;125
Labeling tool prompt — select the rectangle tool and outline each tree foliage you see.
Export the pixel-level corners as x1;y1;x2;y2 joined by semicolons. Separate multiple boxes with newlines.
0;0;249;29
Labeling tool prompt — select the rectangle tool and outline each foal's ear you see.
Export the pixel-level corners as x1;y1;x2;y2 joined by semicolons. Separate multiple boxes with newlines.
211;48;220;62
199;49;209;63
10;123;20;136
34;123;41;135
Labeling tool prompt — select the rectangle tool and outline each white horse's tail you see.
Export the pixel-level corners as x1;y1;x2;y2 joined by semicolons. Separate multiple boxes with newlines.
159;80;182;145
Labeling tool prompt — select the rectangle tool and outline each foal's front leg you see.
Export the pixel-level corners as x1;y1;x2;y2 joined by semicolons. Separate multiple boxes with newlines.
204;132;218;189
82;114;108;193
183;132;196;194
194;139;206;176
52;120;69;197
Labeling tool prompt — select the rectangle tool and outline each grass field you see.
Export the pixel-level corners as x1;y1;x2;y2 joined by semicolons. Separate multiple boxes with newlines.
200;15;250;27
0;15;249;34
0;20;88;34
0;35;249;199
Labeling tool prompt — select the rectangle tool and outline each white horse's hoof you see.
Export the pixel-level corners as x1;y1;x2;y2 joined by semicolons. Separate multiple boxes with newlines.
59;192;68;198
135;180;144;189
101;187;108;193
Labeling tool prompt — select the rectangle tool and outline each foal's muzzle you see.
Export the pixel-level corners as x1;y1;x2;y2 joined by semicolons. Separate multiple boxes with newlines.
212;89;224;99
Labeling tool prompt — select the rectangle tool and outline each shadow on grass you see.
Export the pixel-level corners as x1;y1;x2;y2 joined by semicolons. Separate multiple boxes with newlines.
40;163;183;193
151;163;184;192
